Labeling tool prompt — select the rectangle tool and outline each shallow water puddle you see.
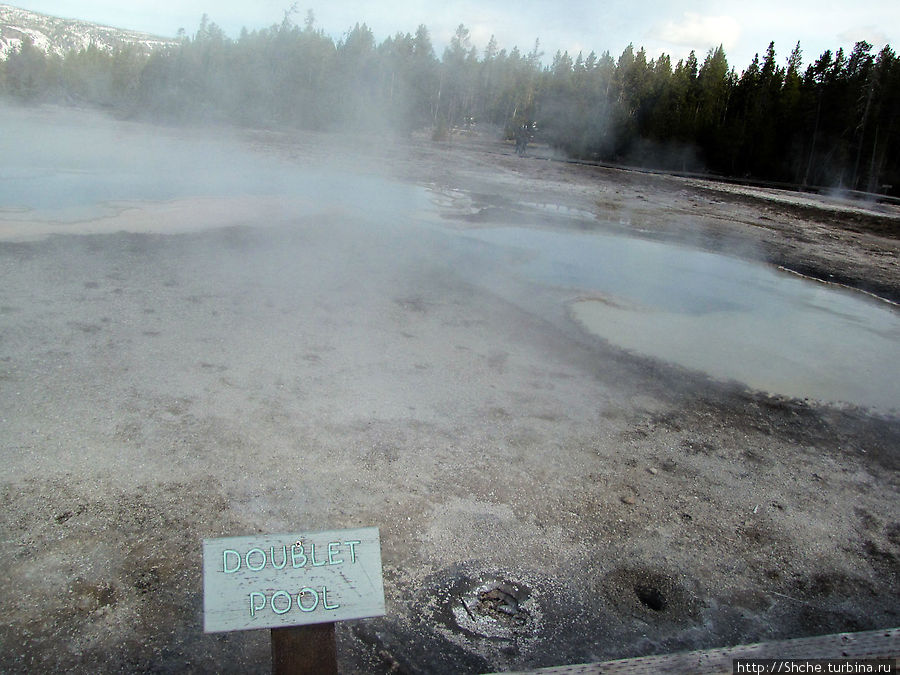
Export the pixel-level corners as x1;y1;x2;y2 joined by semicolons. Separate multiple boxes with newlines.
460;226;900;413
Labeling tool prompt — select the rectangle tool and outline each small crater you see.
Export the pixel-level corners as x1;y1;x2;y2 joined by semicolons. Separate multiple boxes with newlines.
477;584;529;623
420;565;545;648
451;578;535;639
604;567;701;622
635;584;667;611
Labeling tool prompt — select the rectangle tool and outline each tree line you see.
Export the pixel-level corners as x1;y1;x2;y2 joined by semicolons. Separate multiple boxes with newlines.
2;10;898;195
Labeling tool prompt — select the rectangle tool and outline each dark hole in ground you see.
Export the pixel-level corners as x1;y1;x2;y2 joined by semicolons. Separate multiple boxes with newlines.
635;584;667;611
478;583;529;624
423;565;542;643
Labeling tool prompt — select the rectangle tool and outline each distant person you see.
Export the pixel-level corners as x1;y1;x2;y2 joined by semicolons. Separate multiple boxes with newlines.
515;124;528;157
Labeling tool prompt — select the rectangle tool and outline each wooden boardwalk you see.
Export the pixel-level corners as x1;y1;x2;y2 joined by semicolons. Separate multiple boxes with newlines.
496;627;899;674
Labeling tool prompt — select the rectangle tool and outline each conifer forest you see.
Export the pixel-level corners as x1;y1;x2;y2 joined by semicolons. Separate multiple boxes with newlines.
2;12;898;195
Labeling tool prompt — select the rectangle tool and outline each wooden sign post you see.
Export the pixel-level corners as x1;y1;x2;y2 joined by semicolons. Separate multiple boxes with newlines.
202;527;385;674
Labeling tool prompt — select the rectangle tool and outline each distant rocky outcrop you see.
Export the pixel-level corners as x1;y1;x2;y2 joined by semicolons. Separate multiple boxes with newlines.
0;3;176;59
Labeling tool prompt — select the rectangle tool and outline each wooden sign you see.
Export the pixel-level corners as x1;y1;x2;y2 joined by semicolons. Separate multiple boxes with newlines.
202;527;384;633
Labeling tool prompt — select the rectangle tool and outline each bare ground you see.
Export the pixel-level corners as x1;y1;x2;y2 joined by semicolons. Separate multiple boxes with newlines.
0;125;898;673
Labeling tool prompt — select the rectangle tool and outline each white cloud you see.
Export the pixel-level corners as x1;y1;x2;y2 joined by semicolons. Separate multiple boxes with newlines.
837;25;890;49
651;12;741;53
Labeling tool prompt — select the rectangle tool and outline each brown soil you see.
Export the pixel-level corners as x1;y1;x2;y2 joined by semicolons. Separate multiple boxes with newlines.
0;124;898;674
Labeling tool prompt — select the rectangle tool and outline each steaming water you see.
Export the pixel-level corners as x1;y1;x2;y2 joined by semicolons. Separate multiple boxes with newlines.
0;105;423;220
3;104;898;413
460;226;900;413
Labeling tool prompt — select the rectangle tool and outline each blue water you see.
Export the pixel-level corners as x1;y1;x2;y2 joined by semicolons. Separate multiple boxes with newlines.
460;226;900;412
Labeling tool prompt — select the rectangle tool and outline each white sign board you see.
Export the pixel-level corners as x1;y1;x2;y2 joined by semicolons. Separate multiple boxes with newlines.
202;527;384;633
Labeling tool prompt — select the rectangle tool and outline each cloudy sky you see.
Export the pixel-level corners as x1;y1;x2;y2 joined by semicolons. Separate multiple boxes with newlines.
10;0;898;72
